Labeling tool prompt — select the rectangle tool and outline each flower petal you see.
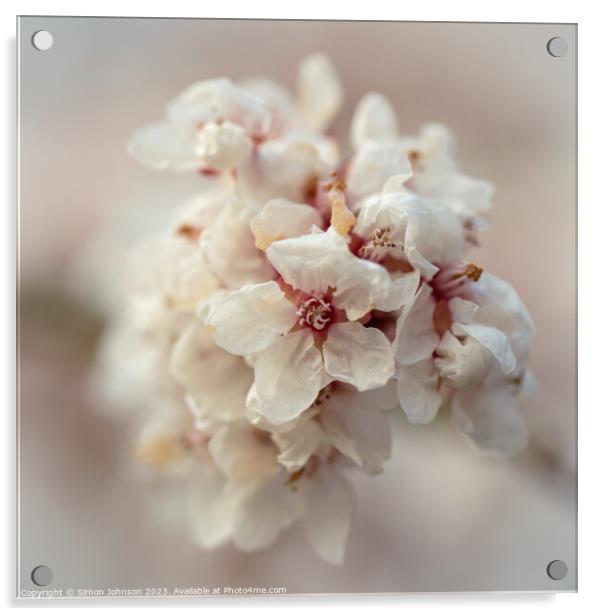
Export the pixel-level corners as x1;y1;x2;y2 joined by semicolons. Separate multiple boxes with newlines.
396;359;442;424
200;199;274;288
250;198;323;251
300;466;354;565
127;122;198;171
350;92;399;150
296;53;343;133
469;273;535;365
167;77;272;138
435;331;494;389
195;120;252;170
452;322;517;376
452;386;529;456
393;284;439;366
323;322;394;391
375;269;420;313
347;143;412;200
254;330;324;424
273;417;326;472
171;322;252;425
321;389;392;474
232;478;300;551
189;466;239;549
266;227;346;296
208;422;280;486
205;281;297;356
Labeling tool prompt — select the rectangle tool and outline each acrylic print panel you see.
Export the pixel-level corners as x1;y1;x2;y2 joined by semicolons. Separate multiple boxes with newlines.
17;17;576;596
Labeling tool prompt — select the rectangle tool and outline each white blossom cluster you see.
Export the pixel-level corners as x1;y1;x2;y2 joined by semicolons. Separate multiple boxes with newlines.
95;54;534;564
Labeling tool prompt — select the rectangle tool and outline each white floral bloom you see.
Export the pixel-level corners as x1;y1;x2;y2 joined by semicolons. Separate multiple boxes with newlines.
199;197;274;288
394;267;533;454
194;121;252;170
128;78;272;172
355;188;465;281
271;382;396;475
401;123;495;221
250;198;323;250
170;322;253;430
296;53;343;133
452;385;529;456
348;93;494;220
205;228;400;423
226;461;353;565
243;139;334;204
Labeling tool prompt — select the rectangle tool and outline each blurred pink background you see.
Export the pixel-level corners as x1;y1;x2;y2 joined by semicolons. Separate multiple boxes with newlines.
18;17;576;593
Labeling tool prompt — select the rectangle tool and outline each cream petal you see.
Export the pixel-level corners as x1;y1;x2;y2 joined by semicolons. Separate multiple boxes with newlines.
321;391;392;474
167;77;272;138
200;199;274;288
404;198;464;279
350;92;399;150
250;198;323;251
266;227;347;296
248;139;330;203
452;386;529;456
469;273;535;365
396;359;442;424
347;143;412;200
195;121;252;170
296;53;343;133
232;478;301;552
435;331;494;389
127;122;198;171
189;467;240;549
206;281;297;356
170;322;252;423
244;383;317;434
333;262;391;321
393;284;439;366
452;322;517;376
208;422;280;486
267;227;390;319
375;269;420;313
273;417;326;472
254;330;324;424
300;467;354;565
448;296;479;324
323;322;394;391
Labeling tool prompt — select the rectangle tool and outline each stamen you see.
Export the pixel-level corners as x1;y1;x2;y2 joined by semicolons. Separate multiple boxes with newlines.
297;297;333;330
433;262;484;299
176;223;201;241
450;263;483;282
297;296;333;331
358;227;398;260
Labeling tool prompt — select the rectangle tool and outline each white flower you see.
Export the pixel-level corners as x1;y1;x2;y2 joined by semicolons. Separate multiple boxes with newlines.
199;197;274;288
195;121;252;170
170;322;253;430
452;385;529;456
269;382;396;475
250;198;323;250
205;229;400;423
355;188;465;281
394;270;533;455
350;92;399;150
128;78;272;172
349;93;494;220
296;53;343;133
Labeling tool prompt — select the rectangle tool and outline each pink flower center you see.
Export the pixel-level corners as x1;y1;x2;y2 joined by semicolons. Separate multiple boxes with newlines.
297;297;334;331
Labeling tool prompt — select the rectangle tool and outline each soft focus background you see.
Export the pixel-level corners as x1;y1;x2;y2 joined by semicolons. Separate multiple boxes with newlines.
18;17;576;593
